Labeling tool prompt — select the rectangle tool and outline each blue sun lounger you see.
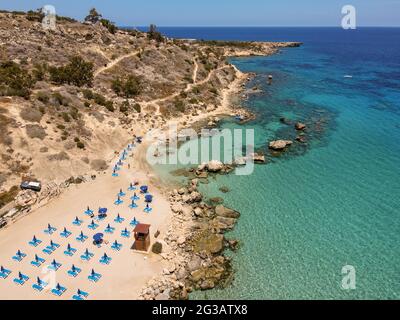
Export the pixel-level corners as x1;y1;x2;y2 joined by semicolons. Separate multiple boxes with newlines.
114;214;124;224
130;218;139;227
30;255;45;267
72;289;89;300
32;277;48;292
42;248;53;255
104;224;115;234
51;283;67;297
114;196;123;206
128;183;136;191
76;232;88;243
84;207;94;216
64;244;77;257
129;200;138;209
131;193;140;201
121;228;130;238
112;170;119;177
99;253;112;265
88;220;99;230
13;272;29;285
72;216;83;226
0;266;11;279
80;249;94;261
29;236;42;247
118;189;126;197
111;241;123;251
144;204;152;213
60;227;72;238
46;241;60;251
12;250;26;262
44;224;57;235
48;259;62;271
67;265;82;278
88;269;102;283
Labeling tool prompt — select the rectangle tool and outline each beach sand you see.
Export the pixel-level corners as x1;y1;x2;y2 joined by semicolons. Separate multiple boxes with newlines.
0;145;172;300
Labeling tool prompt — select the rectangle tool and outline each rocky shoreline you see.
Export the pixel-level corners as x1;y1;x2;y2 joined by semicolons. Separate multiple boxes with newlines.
139;177;240;300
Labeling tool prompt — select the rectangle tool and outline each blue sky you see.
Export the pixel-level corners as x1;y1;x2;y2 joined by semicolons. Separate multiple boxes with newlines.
1;0;400;26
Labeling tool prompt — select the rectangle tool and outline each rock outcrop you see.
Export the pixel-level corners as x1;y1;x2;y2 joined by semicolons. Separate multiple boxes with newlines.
269;140;293;150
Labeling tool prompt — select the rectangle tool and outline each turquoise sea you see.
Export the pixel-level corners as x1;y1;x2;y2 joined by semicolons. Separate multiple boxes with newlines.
154;28;400;299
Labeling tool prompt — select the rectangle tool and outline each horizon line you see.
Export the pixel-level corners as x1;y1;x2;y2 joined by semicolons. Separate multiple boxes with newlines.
125;25;400;28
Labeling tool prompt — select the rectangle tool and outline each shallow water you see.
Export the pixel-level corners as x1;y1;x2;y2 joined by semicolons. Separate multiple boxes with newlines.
154;28;400;299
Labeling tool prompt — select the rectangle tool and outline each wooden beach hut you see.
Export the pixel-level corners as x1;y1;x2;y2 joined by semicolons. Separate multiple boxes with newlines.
132;224;151;251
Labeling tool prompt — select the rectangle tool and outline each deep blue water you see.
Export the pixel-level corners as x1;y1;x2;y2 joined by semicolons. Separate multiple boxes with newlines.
152;28;400;299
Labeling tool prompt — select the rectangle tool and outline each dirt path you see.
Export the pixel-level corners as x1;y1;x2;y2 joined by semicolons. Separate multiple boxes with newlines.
94;50;140;78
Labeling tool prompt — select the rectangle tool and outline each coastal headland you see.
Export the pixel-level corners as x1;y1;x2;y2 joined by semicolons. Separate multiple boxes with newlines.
0;10;301;299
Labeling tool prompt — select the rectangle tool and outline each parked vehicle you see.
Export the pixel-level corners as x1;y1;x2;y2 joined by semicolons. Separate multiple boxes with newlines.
20;181;42;192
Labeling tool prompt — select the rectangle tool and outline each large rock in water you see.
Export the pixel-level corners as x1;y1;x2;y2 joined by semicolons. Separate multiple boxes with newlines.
269;140;293;150
295;122;306;131
207;160;224;172
215;205;240;219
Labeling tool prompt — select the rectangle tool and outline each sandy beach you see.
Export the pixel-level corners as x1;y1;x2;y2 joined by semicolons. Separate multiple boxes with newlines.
0;143;173;300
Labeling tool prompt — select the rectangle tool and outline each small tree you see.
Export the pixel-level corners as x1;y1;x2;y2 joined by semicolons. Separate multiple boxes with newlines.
49;56;94;87
84;8;102;24
111;75;141;98
148;24;164;43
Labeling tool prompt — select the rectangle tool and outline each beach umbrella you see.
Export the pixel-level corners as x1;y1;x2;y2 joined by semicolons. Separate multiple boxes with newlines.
91;269;96;276
50;240;54;246
98;208;108;214
18;272;23;279
103;253;108;259
63;227;67;233
56;283;61;291
93;233;104;242
47;223;51;229
75;217;79;222
77;289;82;295
80;231;84;237
37;277;42;285
140;186;148;193
145;194;153;203
33;235;37;242
0;266;4;272
67;244;71;251
35;254;39;261
17;250;22;256
72;265;76;272
85;249;90;256
52;259;57;266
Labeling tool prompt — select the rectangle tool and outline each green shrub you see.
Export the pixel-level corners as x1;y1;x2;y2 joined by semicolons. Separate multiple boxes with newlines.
76;141;85;149
133;103;141;113
174;99;185;113
111;75;141;98
100;19;117;34
82;89;94;100
148;24;164;43
36;92;49;103
49;56;94;87
0;61;34;98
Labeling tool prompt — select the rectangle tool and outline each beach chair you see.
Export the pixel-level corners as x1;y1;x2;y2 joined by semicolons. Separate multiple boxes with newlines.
121;228;130;238
112;169;119;177
64;244;77;257
12;250;27;262
104;224;115;234
80;249;94;261
44;224;57;235
99;253;112;265
48;259;62;271
129;200;138;209
42;248;53;255
30;254;45;267
67;265;82;278
128;183;136;191
13;272;29;285
88;220;99;230
32;277;48;292
29;235;42;247
51;283;67;297
114;196;123;206
0;266;11;279
144;204;152;213
131;193;140;201
76;231;88;243
111;240;123;251
88;269;102;283
114;214;124;224
73;216;83;226
84;206;94;216
130;218;139;227
72;289;89;300
118;189;126;197
46;240;60;252
60;227;72;238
